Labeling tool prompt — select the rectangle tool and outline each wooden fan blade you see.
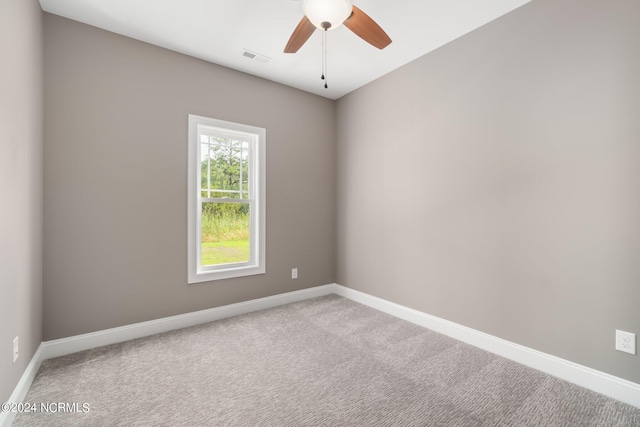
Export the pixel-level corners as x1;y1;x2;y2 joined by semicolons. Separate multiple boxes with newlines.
344;6;392;50
284;16;316;53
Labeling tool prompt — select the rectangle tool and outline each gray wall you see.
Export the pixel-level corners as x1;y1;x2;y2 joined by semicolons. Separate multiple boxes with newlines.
43;14;336;340
0;0;43;402
336;0;640;384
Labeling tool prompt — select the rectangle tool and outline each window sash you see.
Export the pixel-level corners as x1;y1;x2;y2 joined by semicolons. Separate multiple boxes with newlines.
200;135;251;200
196;199;256;271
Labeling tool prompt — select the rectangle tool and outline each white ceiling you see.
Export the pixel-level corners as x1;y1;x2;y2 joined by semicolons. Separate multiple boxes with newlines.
39;0;531;100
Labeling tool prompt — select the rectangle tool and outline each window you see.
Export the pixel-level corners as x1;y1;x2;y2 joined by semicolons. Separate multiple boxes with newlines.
188;115;265;283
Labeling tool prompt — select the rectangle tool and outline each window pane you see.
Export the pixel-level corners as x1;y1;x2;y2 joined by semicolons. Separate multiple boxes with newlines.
201;201;250;266
202;136;250;199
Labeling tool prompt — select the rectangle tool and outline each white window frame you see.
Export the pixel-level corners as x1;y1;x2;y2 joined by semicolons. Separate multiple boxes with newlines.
188;115;266;283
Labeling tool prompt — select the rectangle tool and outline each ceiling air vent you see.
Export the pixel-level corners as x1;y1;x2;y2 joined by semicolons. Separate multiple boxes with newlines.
241;49;270;63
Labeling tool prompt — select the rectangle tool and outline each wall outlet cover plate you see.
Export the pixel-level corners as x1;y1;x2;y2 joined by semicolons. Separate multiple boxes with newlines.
615;330;636;355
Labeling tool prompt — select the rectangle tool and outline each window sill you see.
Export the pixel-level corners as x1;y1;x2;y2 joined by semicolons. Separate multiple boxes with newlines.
188;264;265;284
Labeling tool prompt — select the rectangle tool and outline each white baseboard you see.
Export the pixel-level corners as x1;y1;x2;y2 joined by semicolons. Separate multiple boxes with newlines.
3;281;638;427
334;284;640;409
0;344;45;427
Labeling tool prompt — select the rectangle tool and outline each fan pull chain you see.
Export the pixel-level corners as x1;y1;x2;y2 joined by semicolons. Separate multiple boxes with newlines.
321;29;325;81
321;28;328;89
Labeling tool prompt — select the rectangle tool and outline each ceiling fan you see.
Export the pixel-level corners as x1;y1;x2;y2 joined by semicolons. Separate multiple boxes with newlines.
284;0;392;54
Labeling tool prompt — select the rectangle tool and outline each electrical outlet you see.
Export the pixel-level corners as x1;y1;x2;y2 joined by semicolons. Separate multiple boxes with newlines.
13;336;19;363
291;268;298;279
615;330;636;355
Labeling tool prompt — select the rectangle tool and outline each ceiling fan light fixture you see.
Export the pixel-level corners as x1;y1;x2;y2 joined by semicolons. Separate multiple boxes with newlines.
303;0;353;30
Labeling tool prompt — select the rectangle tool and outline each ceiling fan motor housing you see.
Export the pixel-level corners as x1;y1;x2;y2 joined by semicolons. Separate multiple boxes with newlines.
303;0;353;30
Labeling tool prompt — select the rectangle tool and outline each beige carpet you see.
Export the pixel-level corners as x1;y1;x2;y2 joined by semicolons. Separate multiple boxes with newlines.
13;295;640;426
